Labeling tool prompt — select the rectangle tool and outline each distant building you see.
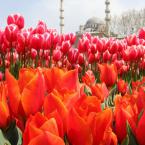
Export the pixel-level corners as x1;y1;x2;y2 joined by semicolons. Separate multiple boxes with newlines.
76;17;106;37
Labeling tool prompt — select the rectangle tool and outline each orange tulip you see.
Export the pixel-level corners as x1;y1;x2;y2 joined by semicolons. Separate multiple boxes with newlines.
5;68;45;118
87;108;113;145
43;67;79;94
117;79;128;95
0;83;10;128
98;63;117;87
82;70;95;86
74;95;101;119
101;128;118;145
44;90;68;136
23;112;65;145
67;108;93;145
114;95;136;143
136;111;145;145
91;83;109;102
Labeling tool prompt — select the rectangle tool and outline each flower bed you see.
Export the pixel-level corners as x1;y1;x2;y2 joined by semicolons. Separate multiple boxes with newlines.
0;14;145;145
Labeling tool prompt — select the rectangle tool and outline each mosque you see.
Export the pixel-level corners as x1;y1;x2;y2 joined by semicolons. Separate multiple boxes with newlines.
59;0;116;37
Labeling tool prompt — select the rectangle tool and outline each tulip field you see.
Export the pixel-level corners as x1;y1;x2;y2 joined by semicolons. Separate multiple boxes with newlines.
1;14;145;145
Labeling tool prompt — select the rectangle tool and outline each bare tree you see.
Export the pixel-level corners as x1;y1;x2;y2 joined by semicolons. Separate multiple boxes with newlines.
111;8;145;36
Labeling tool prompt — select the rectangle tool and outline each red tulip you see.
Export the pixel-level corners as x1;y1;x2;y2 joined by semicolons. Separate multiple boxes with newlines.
7;13;24;29
98;63;117;87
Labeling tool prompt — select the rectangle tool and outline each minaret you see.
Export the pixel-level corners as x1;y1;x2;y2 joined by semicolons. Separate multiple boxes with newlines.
60;0;64;34
105;0;111;36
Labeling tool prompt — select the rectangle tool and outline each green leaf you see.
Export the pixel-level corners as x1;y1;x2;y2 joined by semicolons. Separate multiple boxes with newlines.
84;86;92;96
126;122;138;145
0;129;11;145
121;135;129;145
17;127;22;145
137;110;144;125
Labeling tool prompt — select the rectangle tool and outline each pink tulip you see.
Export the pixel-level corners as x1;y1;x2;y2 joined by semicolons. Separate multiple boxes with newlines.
103;50;111;62
53;49;62;62
138;27;145;40
61;40;71;54
68;48;79;64
7;13;24;29
30;34;43;50
78;53;85;65
5;24;19;42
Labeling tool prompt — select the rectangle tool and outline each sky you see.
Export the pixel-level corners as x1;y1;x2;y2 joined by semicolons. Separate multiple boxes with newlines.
0;0;144;33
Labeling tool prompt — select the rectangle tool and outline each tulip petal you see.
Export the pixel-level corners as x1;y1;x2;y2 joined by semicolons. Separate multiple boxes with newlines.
136;111;145;145
28;132;65;145
21;71;45;116
5;69;21;115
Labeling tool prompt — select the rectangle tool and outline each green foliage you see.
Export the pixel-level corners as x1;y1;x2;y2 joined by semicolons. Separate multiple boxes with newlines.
0;121;22;145
0;129;11;145
126;122;138;145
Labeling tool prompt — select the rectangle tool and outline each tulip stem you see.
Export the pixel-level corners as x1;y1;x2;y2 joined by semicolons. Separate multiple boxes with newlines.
49;48;53;68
